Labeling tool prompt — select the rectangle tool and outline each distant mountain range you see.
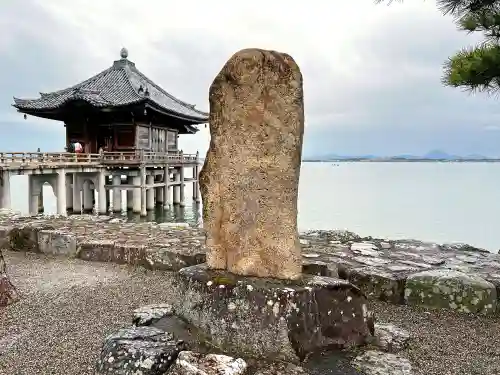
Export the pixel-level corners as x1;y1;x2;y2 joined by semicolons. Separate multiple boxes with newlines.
304;150;498;161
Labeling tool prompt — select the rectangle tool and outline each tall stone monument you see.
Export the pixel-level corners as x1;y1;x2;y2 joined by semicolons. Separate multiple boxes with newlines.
199;48;304;280
174;48;372;363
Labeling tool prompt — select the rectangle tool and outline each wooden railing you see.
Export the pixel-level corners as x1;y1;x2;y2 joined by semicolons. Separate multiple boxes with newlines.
0;151;199;167
101;151;198;164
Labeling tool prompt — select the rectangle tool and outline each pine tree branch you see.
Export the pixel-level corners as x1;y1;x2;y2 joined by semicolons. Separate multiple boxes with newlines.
375;0;498;15
442;43;500;93
458;7;500;40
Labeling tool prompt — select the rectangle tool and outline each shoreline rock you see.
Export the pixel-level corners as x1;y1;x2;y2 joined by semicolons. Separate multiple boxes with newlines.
171;264;372;363
0;214;499;315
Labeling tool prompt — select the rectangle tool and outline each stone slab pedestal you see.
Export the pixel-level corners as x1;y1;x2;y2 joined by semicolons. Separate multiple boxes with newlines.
172;264;373;363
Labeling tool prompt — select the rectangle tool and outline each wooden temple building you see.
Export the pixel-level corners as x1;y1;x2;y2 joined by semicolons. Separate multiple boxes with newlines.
0;48;207;216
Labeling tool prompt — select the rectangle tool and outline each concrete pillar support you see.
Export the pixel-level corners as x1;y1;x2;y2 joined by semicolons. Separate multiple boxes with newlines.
28;175;38;216
140;167;147;216
56;169;67;216
72;174;82;214
132;175;141;214
163;166;170;209
155;175;164;206
38;185;45;213
112;175;121;212
146;174;155;210
126;176;133;210
83;181;93;212
179;167;185;207
65;174;73;210
0;170;11;209
193;165;201;203
173;169;180;205
98;170;107;214
106;176;111;212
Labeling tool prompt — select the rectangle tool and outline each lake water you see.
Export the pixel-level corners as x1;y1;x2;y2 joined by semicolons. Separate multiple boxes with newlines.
7;162;500;252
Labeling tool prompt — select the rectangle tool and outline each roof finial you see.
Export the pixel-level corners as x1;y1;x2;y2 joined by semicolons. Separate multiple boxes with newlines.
120;47;129;59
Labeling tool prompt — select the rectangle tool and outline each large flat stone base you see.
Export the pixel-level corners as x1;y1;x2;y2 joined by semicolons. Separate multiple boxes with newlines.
172;264;373;363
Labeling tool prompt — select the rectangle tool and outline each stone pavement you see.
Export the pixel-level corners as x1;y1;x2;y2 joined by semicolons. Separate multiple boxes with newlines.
300;230;500;314
0;210;499;315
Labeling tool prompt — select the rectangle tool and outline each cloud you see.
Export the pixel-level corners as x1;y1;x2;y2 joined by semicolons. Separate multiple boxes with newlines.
0;0;498;155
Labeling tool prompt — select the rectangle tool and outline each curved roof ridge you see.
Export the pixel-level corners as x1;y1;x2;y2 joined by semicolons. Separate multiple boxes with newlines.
129;64;208;116
120;63;145;103
13;51;208;123
44;65;117;97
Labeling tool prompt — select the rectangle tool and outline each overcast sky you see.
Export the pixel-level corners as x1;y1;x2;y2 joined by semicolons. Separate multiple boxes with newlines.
1;0;499;157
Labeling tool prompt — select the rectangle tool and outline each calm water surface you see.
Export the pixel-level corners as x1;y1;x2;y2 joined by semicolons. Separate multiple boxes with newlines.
8;162;500;252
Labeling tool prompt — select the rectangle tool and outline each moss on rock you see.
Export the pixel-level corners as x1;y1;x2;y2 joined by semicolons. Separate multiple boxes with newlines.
404;269;497;315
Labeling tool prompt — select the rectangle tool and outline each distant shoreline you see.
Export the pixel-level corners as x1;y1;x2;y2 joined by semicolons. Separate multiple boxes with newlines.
302;159;500;163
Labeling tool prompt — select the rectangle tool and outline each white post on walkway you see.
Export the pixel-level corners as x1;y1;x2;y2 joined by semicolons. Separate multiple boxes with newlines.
112;175;121;212
140;167;147;216
98;170;107;214
193;151;200;202
132;175;141;214
173;169;180;205
126;176;133;210
105;176;111;211
146;174;155;210
38;184;44;213
28;175;38;216
82;181;93;212
163;166;170;209
155;175;164;206
56;169;67;216
65;174;73;210
179;166;185;207
72;174;82;214
0;171;11;209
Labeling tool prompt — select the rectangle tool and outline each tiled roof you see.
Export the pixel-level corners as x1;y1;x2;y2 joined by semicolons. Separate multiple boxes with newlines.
13;48;208;123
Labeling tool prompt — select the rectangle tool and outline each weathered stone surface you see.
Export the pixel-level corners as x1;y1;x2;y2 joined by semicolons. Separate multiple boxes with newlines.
302;258;339;278
96;326;185;375
169;351;247;375
348;267;406;304
158;222;190;230
77;240;116;262
133;304;174;326
8;222;55;252
172;264;372;363
298;230;500;312
0;249;19;307
112;242;147;265
0;226;13;250
352;351;412;375
2;215;500;314
371;323;410;353
38;230;77;256
199;48;304;280
253;361;310;375
405;269;497;314
144;245;205;271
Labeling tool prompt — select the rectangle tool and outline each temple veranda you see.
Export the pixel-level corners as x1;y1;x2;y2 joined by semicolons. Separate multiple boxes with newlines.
0;151;201;216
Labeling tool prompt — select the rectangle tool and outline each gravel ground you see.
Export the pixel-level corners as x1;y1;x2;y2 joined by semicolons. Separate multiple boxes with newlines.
371;300;500;375
1;251;500;375
0;251;174;375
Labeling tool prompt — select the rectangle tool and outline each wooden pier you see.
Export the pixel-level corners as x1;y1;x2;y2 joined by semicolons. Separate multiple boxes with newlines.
7;47;209;217
0;151;201;216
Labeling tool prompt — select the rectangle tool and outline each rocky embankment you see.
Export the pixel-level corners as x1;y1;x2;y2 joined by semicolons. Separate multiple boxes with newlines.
1;210;498;316
1;209;499;374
